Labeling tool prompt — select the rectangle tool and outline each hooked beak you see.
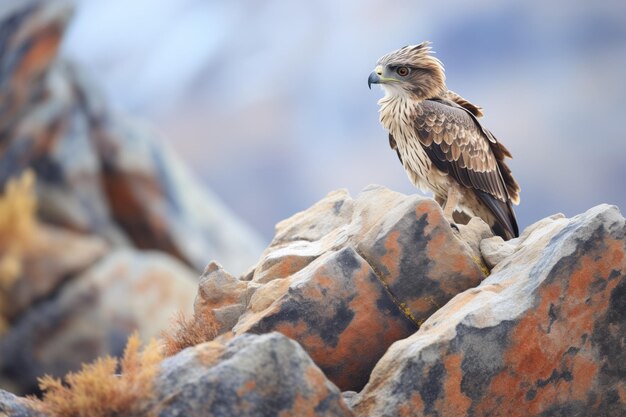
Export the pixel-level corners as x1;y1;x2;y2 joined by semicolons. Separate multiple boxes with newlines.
368;72;380;89
368;65;383;89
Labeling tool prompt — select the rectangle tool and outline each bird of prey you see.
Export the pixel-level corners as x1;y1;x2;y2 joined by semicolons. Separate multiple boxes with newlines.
368;42;520;240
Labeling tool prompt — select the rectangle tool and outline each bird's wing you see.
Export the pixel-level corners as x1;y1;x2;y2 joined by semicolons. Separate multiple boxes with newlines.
444;90;484;118
415;98;519;238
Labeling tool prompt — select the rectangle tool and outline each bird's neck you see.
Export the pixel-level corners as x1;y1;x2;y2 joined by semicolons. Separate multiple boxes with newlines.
378;93;421;134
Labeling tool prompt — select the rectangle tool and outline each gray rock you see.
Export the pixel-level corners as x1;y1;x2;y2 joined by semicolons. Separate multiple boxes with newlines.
0;390;47;417
148;332;354;417
0;249;197;394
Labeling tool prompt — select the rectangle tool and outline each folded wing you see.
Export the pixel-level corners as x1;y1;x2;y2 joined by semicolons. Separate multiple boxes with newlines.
414;98;520;238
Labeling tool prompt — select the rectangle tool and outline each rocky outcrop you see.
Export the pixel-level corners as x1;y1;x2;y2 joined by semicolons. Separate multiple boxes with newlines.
184;186;488;391
162;191;624;416
1;189;623;416
352;204;625;416
0;224;108;323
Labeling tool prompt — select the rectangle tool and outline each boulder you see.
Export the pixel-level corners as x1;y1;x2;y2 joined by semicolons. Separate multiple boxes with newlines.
0;249;197;395
352;204;625;416
147;332;354;417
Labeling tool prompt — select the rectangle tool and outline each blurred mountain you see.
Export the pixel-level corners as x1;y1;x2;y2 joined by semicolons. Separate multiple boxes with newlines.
62;0;626;239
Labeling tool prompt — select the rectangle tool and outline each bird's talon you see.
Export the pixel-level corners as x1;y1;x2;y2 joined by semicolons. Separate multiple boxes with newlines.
449;222;459;232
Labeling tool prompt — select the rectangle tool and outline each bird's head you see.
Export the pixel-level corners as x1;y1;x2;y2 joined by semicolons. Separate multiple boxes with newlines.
368;42;446;100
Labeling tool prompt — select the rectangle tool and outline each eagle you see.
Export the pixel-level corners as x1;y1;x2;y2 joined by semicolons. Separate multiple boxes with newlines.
368;42;520;240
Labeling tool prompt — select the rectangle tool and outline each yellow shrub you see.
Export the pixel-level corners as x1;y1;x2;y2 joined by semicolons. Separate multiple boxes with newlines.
34;333;163;417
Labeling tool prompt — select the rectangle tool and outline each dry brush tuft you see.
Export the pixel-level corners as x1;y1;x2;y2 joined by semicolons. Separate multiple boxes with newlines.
160;310;219;357
33;333;163;417
0;170;37;333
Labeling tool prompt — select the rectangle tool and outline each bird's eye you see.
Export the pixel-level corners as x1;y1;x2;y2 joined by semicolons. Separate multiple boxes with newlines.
396;66;409;76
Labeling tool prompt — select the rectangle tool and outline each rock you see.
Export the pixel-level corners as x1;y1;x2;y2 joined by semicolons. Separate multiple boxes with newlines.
1;197;625;416
270;189;354;247
195;262;260;335
480;235;516;269
148;332;354;417
248;186;405;283
0;225;108;321
455;216;494;265
235;246;417;391
0;0;262;275
0;249;197;395
356;195;488;325
480;213;569;269
0;390;47;417
352;204;625;416
183;185;487;392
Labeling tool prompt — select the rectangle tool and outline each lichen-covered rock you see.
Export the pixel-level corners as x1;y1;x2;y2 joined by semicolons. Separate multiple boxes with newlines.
0;249;197;394
0;0;262;275
235;247;417;391
0;390;47;417
356;195;488;325
148;332;354;417
185;185;488;391
352;204;625;417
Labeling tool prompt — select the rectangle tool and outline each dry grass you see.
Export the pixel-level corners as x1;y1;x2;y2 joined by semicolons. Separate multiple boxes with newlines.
161;310;219;356
0;170;37;285
33;333;163;417
0;170;37;333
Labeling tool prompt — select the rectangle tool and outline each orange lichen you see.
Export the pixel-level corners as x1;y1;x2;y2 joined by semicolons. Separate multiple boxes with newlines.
33;333;162;417
161;310;219;356
473;235;623;415
379;229;402;282
440;353;472;415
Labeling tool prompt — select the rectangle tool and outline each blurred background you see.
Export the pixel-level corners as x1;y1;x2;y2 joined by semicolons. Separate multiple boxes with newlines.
2;0;626;395
64;0;626;239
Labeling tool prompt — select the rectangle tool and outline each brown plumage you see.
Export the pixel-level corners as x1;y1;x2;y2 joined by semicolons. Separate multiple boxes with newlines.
368;42;520;240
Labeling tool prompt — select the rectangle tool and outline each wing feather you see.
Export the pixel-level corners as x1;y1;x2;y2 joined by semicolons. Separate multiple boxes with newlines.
415;98;520;238
388;133;403;164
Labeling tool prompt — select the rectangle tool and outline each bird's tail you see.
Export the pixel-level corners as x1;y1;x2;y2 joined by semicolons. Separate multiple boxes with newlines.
474;190;519;240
